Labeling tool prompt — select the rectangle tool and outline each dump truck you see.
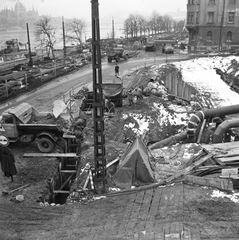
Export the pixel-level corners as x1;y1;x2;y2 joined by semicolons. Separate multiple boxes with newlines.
80;83;123;111
107;47;129;62
0;103;68;153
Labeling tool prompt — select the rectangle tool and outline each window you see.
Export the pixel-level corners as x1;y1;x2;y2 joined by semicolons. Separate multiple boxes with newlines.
228;12;235;23
208;12;214;23
188;0;195;4
229;0;235;4
207;31;212;41
188;12;195;24
3;116;13;124
209;0;215;4
196;12;199;23
227;31;232;41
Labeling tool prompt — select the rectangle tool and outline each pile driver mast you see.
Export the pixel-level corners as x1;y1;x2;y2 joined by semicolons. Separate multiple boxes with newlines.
91;0;107;193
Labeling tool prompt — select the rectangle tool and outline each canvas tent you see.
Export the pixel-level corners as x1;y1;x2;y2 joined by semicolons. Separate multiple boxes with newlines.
112;136;155;189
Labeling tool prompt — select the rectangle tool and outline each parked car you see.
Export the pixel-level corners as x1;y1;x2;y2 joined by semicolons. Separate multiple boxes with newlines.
164;44;174;54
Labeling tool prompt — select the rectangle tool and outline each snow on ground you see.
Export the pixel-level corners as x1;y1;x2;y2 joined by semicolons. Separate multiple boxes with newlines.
152;103;189;126
174;56;239;107
211;189;239;204
123;113;149;136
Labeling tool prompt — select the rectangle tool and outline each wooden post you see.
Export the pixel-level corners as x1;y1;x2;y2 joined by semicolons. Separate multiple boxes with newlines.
5;79;8;98
25;72;28;90
197;119;207;143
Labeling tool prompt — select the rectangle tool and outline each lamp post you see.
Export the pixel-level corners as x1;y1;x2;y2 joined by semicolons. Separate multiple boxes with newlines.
219;0;226;52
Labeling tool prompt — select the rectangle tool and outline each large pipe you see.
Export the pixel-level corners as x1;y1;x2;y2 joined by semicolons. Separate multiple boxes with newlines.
187;104;239;141
212;119;239;143
149;131;187;150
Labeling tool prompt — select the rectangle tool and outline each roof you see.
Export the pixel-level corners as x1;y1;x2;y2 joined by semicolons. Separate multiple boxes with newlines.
3;102;34;123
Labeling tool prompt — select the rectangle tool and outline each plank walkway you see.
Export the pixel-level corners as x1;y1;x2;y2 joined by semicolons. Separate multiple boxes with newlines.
9;182;239;239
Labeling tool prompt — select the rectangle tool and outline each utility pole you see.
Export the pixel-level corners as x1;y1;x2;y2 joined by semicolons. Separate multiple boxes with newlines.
26;23;33;66
62;16;66;65
219;0;226;52
91;0;107;193
112;17;115;40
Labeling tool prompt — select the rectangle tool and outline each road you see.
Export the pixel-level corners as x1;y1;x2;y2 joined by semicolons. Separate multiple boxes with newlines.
0;53;190;113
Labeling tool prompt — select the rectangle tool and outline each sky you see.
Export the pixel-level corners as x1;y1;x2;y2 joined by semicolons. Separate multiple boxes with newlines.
0;0;187;21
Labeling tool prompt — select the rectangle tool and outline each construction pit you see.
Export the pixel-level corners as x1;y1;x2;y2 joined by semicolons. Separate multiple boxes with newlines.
1;56;239;239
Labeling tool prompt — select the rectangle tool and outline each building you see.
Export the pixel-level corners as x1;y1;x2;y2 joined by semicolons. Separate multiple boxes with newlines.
0;0;38;29
186;0;239;52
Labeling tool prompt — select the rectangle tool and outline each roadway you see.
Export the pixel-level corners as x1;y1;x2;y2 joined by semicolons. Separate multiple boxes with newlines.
0;53;190;114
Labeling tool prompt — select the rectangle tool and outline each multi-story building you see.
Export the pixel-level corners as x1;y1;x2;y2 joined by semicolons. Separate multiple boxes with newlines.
186;0;239;52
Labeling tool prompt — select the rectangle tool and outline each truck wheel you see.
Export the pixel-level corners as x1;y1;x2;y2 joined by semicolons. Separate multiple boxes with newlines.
124;55;128;60
37;137;55;153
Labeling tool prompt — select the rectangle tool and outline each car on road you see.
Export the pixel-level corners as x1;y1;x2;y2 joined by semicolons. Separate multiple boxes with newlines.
164;44;174;54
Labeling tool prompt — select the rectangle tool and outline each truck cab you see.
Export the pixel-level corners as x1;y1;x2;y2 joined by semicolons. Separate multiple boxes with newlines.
0;113;19;141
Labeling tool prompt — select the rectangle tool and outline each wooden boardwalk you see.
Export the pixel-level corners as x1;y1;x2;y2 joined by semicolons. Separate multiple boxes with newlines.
6;182;239;239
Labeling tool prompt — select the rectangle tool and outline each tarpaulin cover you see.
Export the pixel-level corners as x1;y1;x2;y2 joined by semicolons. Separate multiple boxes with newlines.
112;136;155;189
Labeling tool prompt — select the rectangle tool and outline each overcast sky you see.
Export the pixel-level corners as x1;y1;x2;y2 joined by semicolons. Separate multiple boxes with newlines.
0;0;187;21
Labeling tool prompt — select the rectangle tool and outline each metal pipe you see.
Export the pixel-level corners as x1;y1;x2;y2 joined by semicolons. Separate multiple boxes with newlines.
212;119;239;143
187;104;239;141
149;131;187;150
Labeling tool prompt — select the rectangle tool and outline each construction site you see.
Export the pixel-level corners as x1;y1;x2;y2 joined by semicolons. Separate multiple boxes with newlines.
1;1;239;240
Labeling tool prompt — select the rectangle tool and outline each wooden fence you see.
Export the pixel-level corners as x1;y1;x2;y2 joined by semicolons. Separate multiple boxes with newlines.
165;71;192;101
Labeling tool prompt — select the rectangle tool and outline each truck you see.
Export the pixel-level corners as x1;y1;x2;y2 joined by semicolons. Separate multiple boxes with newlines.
0;103;68;153
107;47;129;62
80;83;123;111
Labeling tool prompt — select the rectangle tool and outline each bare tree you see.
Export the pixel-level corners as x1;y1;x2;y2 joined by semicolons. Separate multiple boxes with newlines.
34;16;56;58
162;15;174;32
65;18;86;48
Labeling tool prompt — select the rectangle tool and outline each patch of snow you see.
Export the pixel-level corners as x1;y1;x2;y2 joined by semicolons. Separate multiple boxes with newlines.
211;189;239;203
123;113;150;135
152;103;188;126
174;56;239;107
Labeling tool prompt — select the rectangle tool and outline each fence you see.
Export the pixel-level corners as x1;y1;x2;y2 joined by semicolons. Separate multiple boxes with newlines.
165;71;192;102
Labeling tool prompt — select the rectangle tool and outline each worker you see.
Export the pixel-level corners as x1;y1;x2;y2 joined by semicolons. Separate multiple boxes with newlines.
105;98;115;113
74;126;84;156
0;145;17;182
128;89;134;107
115;63;119;76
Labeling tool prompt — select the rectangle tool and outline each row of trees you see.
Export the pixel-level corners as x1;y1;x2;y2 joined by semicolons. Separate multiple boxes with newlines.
123;11;185;38
34;11;185;58
34;16;86;58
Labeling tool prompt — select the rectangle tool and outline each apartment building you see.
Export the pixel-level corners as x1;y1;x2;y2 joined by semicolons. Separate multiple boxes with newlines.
186;0;239;52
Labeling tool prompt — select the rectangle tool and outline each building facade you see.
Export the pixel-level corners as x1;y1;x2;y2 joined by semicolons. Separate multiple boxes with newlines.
0;0;38;29
186;0;239;52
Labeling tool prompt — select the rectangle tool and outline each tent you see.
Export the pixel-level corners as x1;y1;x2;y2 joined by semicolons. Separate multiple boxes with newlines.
112;136;155;189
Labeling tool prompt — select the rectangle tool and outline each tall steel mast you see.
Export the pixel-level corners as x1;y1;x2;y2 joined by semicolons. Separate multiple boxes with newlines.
91;0;107;193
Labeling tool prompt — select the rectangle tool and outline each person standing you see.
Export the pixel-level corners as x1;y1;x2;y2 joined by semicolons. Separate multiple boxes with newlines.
0;145;17;182
115;63;119;76
74;126;84;156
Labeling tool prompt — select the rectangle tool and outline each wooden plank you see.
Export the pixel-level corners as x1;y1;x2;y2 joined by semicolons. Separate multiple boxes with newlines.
221;168;238;177
126;191;145;232
60;170;76;173
183;175;233;191
135;189;154;231
202;142;239;152
216;156;239;163
197;119;206;143
53;190;70;194
23;153;78;158
165;153;213;183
